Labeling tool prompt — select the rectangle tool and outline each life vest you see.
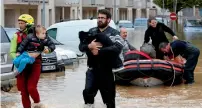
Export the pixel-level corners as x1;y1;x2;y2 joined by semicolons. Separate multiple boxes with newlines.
16;31;27;47
12;31;27;71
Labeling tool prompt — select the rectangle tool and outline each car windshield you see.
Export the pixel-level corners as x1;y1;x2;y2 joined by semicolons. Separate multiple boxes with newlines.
49;36;63;45
134;20;148;26
118;23;133;28
4;28;18;39
156;18;163;23
186;20;202;27
1;27;10;43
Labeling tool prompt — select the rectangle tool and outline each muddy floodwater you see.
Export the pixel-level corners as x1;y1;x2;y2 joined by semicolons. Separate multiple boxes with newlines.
1;29;202;108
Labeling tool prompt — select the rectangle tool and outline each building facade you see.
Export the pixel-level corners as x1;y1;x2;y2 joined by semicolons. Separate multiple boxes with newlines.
2;0;157;28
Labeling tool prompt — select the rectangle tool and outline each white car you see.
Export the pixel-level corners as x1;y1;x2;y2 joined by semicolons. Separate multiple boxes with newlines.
116;20;134;31
5;28;78;70
47;18;117;58
155;17;168;26
49;37;79;67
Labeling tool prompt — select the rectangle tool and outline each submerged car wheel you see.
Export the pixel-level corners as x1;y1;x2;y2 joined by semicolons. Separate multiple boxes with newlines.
59;66;65;72
1;84;12;92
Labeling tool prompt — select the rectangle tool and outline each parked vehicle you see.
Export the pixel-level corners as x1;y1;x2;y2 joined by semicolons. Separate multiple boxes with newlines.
133;18;148;29
47;18;117;58
4;28;69;73
183;17;202;40
49;37;79;68
116;20;134;31
1;26;15;92
155;17;168;26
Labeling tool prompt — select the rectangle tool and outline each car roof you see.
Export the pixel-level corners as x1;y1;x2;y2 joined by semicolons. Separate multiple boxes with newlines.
118;20;132;23
155;17;163;19
48;19;116;30
4;27;19;29
183;16;199;20
135;18;148;20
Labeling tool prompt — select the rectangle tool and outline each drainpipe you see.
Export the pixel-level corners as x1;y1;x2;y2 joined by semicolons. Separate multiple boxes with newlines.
42;0;45;27
114;0;116;23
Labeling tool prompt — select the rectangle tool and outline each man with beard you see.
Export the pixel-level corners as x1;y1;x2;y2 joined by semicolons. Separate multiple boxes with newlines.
79;9;124;108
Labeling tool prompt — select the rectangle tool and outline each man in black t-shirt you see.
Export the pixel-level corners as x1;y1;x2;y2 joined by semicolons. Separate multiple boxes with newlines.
159;40;200;84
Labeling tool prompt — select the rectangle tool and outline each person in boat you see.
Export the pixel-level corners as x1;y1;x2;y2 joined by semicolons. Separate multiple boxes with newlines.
119;27;136;55
159;40;200;84
124;43;156;62
144;17;178;60
140;43;156;59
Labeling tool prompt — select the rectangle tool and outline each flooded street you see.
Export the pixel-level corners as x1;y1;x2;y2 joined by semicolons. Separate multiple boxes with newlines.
1;29;202;108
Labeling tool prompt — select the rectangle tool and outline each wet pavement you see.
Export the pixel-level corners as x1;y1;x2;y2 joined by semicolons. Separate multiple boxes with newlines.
1;29;202;108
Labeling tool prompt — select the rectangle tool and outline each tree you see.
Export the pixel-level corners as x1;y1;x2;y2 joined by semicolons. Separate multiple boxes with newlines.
153;0;202;14
153;0;202;32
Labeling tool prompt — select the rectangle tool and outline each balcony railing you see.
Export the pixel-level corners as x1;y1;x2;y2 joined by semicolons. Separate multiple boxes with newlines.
4;0;48;4
18;0;48;3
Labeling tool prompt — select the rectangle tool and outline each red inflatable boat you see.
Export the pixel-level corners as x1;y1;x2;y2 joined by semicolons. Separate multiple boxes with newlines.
115;50;184;87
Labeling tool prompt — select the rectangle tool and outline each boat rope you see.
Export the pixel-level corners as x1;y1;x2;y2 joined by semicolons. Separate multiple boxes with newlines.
115;73;134;81
165;61;176;87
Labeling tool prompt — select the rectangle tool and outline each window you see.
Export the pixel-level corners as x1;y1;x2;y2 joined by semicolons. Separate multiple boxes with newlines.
91;0;95;5
118;23;134;28
1;26;10;43
49;36;62;45
186;20;202;27
47;28;57;39
4;28;18;40
134;20;148;27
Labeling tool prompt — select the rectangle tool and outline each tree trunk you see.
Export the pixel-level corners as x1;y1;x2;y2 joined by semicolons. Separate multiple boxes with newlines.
176;11;179;33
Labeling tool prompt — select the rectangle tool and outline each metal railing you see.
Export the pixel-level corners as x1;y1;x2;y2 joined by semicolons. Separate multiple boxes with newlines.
17;0;48;3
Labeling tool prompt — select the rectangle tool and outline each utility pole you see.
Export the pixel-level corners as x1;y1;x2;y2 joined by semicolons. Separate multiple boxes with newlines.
163;0;165;17
0;0;4;27
80;0;82;20
114;0;116;23
173;0;176;33
78;0;82;20
145;0;147;9
42;0;45;27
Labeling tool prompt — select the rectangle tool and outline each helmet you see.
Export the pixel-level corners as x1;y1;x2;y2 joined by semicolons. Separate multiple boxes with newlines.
18;14;34;26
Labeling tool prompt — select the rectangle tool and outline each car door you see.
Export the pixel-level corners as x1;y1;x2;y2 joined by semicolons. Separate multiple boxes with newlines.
0;26;13;74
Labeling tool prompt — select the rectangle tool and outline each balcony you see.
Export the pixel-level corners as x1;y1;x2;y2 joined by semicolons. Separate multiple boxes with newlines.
119;0;127;8
4;0;48;5
82;0;105;7
127;0;134;7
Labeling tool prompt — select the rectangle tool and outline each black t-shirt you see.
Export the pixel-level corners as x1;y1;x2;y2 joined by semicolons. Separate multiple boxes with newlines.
170;40;187;57
144;23;175;49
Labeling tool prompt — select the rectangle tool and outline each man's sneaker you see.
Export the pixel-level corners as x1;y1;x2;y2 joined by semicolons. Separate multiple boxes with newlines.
184;80;195;85
84;104;94;108
32;103;45;108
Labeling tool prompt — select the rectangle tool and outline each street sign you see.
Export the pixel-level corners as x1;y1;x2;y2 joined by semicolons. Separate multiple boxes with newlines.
170;12;177;21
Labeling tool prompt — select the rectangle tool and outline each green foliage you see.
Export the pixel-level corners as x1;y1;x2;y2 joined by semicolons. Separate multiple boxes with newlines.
153;0;202;14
